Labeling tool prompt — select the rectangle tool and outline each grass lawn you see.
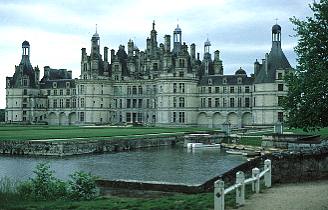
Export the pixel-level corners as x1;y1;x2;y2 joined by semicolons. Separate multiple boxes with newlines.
239;137;262;146
0;126;214;141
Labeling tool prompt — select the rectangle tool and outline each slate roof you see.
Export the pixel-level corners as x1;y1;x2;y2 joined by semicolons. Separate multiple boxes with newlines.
199;74;254;86
254;42;292;84
40;79;76;89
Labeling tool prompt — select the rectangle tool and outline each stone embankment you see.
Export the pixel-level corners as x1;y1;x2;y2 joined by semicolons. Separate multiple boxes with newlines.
0;131;224;156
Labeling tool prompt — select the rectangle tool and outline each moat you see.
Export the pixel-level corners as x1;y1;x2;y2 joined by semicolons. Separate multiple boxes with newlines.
0;146;246;185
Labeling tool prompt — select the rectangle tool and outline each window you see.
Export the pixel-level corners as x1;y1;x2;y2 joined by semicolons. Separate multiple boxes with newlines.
223;78;227;84
53;82;57;88
126;113;131;122
173;97;177;108
245;97;250;108
230;98;235;107
72;89;76;95
179;112;185;123
119;99;122;108
278;96;284;106
137;113;143;122
66;82;70;88
80;85;85;94
60;89;63;95
223;98;227;107
208;79;212;85
60;99;64;108
179;97;185;108
238;98;242;107
201;87;206;93
138;86;143;94
173;112;176;123
230;87;235;93
223;87;227;93
208;98;212;108
245;86;250;93
53;90;57;96
238;86;242;93
138;99;143;108
66;99;70;108
127;99;131;108
215;87;220;93
146;99;150;108
47;90;51;95
278;84;284;91
80;98;85;107
215;98;220;107
237;77;242;84
53;99;57;108
66;89;70;95
80;112;85;122
127;86;132;95
23;89;27;95
179;59;185;68
278;73;283;80
23;79;28;87
132;99;137;108
208;87;212;93
132;86;137;94
179;71;184;77
72;98;76;108
278;112;284;122
201;98;206;108
254;97;256;106
153;63;158;71
179;83;185;93
173;83;177;93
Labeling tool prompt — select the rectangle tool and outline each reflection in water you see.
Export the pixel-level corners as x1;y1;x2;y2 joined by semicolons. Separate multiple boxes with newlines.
0;146;246;185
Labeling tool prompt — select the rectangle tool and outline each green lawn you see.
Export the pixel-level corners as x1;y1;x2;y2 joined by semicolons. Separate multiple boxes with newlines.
0;126;214;141
239;137;262;146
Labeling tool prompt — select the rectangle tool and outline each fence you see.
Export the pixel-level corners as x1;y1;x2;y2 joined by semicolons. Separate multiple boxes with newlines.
214;159;271;210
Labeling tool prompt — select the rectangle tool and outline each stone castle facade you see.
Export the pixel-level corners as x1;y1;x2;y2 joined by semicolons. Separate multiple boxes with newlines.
5;22;292;127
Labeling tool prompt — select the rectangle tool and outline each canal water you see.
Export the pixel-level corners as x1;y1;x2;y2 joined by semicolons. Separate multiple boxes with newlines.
0;146;246;185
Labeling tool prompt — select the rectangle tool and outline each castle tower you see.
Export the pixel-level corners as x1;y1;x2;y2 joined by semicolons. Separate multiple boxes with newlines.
203;38;212;75
173;24;182;54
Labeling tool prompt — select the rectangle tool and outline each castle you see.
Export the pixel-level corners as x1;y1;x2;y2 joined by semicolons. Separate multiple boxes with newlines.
5;22;292;127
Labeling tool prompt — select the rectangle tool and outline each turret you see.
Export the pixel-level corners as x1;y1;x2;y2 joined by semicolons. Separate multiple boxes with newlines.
164;35;171;53
190;43;196;60
173;24;182;54
104;47;108;62
254;59;260;75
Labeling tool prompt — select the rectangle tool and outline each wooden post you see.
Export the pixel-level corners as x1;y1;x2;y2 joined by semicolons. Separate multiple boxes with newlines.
264;159;272;187
236;171;245;206
214;180;225;210
253;167;260;193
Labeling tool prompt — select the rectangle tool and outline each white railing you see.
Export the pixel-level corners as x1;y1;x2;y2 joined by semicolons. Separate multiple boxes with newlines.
214;159;272;210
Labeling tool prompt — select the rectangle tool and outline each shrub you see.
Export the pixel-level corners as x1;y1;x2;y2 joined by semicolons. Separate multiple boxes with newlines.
68;171;98;200
18;162;67;200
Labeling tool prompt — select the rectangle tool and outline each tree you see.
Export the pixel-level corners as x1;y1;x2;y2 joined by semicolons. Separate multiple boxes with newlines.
283;0;328;131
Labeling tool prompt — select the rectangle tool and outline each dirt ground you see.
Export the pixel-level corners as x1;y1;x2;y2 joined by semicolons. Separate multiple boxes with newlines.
230;180;328;210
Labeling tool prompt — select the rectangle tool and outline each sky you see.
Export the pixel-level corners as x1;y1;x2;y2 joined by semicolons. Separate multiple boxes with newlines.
0;0;314;108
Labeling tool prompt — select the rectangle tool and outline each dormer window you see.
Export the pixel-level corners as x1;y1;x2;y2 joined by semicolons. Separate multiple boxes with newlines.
66;82;70;88
223;77;227;85
237;77;242;84
208;79;212;85
53;82;57;88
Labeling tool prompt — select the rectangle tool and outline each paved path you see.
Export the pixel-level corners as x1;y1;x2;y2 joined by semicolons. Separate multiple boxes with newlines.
230;180;328;210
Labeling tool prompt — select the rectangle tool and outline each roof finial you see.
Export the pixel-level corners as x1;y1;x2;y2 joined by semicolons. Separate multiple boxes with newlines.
177;18;179;27
152;20;155;30
275;18;278;24
96;24;98;34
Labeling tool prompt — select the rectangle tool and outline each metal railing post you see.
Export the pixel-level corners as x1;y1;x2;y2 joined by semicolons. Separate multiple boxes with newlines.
214;180;225;210
253;167;260;193
236;171;245;206
264;159;272;187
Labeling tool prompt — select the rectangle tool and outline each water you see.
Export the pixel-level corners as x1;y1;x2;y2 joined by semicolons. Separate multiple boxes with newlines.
0;146;246;185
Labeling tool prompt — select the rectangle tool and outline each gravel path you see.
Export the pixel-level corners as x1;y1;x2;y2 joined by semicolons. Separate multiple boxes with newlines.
230;180;328;210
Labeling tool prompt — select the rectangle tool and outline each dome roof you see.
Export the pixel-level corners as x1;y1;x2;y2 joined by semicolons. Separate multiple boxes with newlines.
235;67;246;75
272;24;281;34
22;40;30;47
204;38;211;46
174;24;181;33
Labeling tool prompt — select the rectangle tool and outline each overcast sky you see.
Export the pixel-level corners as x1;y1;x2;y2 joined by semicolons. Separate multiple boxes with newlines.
0;0;314;108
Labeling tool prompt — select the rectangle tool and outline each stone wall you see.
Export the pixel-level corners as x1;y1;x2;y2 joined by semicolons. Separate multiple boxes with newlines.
0;136;183;156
